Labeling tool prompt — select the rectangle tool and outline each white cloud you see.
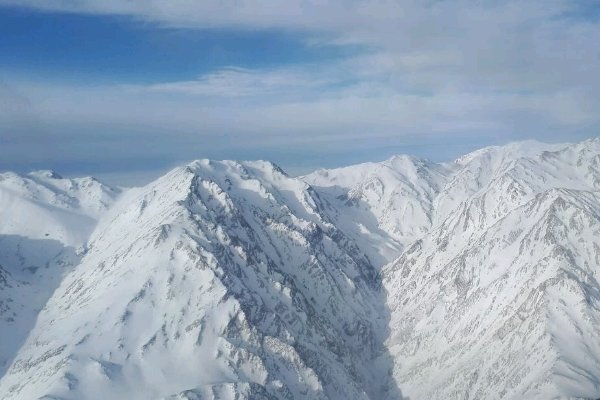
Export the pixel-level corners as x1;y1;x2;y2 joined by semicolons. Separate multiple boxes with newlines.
3;0;598;106
0;0;599;181
140;66;334;97
5;63;597;142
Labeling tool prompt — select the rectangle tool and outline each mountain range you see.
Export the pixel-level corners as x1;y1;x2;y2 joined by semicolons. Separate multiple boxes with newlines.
0;138;599;399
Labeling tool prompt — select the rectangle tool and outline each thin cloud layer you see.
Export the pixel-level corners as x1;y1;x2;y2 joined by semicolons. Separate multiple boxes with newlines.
0;0;599;183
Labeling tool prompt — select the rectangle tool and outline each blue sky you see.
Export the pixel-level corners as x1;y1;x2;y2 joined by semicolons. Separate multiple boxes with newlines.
0;7;357;83
0;1;599;185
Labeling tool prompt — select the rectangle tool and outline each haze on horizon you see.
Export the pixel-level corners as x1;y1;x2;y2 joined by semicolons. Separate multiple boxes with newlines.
0;0;599;185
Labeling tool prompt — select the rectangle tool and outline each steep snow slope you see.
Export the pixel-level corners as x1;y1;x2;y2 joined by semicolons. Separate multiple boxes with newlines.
384;138;600;399
304;155;453;266
0;161;400;400
0;171;119;375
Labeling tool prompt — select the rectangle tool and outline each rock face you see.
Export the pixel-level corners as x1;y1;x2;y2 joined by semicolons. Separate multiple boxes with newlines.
0;138;599;399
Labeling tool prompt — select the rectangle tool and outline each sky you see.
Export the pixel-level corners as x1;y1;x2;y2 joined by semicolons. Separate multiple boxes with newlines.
0;0;599;185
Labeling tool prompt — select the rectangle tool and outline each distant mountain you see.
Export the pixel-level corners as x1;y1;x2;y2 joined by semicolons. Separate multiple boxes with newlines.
0;171;119;376
0;138;599;399
304;154;453;266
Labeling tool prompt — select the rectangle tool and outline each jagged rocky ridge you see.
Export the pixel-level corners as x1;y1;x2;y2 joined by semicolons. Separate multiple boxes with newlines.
0;138;599;399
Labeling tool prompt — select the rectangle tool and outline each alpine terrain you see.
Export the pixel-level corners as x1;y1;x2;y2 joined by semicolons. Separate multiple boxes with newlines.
0;138;599;399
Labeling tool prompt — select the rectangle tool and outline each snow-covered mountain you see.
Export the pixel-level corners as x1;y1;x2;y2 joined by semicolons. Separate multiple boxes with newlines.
304;155;453;266
0;171;119;376
384;138;600;399
0;161;399;399
0;138;599;399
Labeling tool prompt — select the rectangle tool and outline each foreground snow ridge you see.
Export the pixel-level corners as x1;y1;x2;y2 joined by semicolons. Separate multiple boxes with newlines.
1;138;599;399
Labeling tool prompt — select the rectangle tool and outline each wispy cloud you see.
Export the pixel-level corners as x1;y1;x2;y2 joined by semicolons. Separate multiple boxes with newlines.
12;0;592;108
141;66;336;98
0;0;599;182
